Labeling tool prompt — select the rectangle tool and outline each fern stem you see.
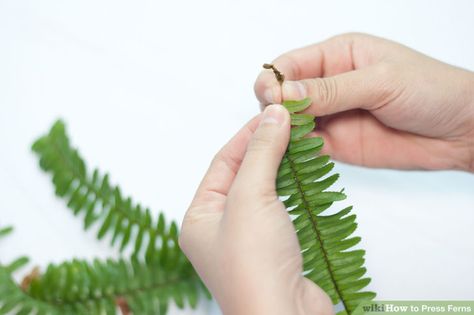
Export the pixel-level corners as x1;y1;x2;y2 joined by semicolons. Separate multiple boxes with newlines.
286;154;350;313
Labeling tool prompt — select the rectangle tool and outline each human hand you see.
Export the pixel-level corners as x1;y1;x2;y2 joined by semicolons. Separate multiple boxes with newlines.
255;33;474;172
179;105;333;315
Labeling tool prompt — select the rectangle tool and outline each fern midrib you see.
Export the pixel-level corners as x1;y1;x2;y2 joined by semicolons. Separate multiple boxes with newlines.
50;137;154;234
27;273;196;309
286;153;350;314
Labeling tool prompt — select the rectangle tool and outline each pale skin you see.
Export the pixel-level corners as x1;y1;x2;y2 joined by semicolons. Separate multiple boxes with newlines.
180;33;474;314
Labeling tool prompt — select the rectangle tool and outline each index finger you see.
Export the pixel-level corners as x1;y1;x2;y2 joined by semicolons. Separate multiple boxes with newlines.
254;34;357;105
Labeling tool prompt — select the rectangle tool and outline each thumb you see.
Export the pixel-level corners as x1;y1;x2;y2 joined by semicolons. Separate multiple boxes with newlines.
281;65;398;116
231;104;290;198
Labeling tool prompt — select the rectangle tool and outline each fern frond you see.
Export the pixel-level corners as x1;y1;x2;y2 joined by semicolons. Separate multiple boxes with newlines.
0;256;203;315
0;225;14;239
278;98;375;315
31;120;178;262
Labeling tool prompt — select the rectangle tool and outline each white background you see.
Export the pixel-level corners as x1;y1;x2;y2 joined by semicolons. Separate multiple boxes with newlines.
1;0;474;314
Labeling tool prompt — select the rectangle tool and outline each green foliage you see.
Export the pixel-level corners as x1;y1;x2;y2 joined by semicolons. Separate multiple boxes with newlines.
0;109;376;314
0;226;14;239
278;98;376;315
31;120;180;262
0;120;207;314
0;256;202;315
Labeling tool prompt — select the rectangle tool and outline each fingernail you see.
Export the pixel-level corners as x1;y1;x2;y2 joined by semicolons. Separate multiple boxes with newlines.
283;81;307;99
260;104;285;126
263;88;274;104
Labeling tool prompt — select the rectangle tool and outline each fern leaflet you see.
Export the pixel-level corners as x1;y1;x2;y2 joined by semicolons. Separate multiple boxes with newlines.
0;226;14;239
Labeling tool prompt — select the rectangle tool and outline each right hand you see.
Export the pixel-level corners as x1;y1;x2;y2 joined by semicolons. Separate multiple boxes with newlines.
254;33;474;172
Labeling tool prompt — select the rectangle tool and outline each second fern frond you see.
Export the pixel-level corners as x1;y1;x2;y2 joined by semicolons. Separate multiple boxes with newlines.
0;256;202;315
32;121;179;263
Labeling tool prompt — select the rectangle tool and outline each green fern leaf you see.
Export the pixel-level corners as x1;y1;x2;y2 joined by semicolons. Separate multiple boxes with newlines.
28;120;211;313
5;257;30;274
278;98;376;314
0;256;202;315
31;120;179;260
0;226;14;239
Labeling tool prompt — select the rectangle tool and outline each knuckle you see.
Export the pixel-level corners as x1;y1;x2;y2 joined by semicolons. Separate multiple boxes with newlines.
209;152;224;171
328;32;367;47
247;131;275;153
308;77;338;107
213;147;240;173
371;62;402;106
335;32;368;41
374;61;395;78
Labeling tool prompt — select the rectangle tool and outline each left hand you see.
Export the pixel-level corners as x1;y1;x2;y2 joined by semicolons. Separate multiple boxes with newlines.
179;105;333;315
